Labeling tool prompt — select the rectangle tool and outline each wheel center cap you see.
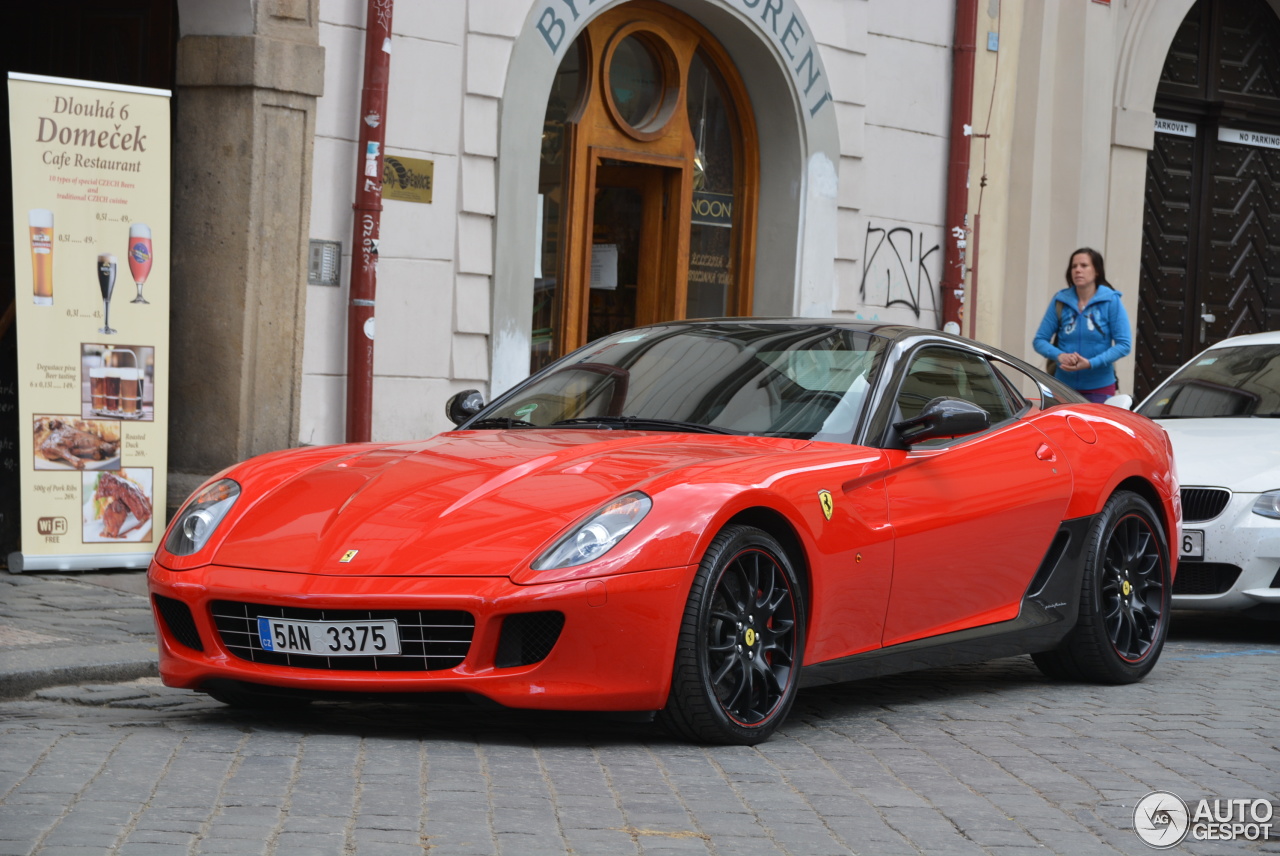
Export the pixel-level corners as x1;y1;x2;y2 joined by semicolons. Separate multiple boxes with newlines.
1122;580;1132;596
744;628;757;647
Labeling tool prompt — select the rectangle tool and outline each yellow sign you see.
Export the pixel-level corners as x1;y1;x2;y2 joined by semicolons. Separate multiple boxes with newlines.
381;155;433;204
340;549;359;563
818;490;834;520
8;73;170;572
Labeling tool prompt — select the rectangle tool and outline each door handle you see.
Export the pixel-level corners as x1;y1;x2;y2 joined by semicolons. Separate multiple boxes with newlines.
1035;443;1056;462
1200;303;1216;344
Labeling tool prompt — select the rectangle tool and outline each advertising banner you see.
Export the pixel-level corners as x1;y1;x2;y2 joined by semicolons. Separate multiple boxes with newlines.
7;73;170;572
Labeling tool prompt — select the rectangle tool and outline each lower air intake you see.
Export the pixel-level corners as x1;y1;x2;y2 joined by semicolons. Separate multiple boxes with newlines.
153;595;204;652
495;611;566;668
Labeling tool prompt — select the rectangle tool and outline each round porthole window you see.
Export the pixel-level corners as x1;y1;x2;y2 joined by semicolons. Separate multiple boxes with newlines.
610;36;661;126
603;27;678;140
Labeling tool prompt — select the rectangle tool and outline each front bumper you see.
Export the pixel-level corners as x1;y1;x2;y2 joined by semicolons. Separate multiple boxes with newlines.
1173;491;1280;612
148;562;694;710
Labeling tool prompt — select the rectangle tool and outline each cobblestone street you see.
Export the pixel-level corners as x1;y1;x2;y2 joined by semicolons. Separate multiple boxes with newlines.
1;612;1277;856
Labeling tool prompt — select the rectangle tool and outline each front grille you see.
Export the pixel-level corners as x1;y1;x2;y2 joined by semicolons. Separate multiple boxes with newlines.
1173;563;1242;596
495;611;565;668
154;595;204;651
1181;488;1231;522
210;600;473;672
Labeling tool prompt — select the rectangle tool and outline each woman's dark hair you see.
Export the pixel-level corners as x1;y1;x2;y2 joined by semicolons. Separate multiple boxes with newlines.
1065;247;1107;288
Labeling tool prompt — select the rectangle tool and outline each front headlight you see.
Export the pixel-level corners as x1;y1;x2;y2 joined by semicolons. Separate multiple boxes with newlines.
1252;491;1280;520
532;492;652;570
165;479;241;556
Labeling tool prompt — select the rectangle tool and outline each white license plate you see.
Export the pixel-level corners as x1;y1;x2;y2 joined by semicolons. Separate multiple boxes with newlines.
1179;529;1204;561
257;617;400;656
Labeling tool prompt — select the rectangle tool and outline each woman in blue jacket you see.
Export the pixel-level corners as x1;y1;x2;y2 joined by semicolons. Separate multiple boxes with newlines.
1033;247;1132;403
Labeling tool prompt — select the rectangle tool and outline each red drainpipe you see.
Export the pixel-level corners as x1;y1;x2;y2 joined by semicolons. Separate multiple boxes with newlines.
942;0;979;334
346;0;394;443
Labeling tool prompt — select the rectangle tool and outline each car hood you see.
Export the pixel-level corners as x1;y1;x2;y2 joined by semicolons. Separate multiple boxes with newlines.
209;430;816;576
1156;419;1280;493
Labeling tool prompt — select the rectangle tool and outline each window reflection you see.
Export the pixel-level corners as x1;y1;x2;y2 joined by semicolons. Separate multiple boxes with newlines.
533;41;585;373
685;50;736;319
496;325;887;442
609;35;663;128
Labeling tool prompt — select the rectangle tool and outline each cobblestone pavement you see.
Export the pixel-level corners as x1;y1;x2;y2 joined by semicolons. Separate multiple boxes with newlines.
0;571;157;699
1;611;1278;856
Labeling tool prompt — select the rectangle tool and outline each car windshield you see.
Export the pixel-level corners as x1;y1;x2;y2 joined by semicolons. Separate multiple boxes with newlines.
480;324;889;440
1138;344;1280;419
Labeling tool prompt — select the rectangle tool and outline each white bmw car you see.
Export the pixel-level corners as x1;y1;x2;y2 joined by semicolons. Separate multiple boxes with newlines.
1134;331;1280;615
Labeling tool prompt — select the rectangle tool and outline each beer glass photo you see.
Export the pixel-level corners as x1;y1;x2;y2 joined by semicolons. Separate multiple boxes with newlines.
89;366;108;411
97;253;118;335
127;223;152;304
29;209;54;305
119;367;144;415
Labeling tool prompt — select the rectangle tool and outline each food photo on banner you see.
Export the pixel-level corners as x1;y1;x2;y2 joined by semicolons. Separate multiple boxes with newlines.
6;72;170;573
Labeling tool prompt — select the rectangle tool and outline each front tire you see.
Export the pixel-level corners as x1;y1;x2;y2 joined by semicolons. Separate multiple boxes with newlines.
1033;490;1171;683
659;525;805;745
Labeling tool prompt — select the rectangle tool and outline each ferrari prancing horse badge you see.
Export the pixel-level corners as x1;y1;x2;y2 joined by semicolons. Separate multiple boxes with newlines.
818;490;834;521
340;549;359;563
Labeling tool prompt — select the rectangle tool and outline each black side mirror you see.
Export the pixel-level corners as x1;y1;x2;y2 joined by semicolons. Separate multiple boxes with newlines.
893;397;989;446
445;389;485;426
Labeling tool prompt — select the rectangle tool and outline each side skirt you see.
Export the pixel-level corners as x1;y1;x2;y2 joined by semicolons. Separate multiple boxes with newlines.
799;515;1096;688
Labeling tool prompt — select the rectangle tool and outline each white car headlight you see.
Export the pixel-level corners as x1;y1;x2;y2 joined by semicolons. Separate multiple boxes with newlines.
165;479;241;556
1252;491;1280;520
532;492;652;570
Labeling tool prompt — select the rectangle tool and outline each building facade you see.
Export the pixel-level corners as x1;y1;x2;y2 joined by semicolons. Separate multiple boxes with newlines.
293;0;957;451
965;0;1280;401
3;0;1278;517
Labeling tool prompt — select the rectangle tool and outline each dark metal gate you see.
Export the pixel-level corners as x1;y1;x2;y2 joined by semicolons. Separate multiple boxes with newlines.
1137;0;1280;399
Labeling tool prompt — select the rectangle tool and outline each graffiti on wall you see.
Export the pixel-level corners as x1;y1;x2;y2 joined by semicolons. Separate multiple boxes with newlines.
858;224;940;320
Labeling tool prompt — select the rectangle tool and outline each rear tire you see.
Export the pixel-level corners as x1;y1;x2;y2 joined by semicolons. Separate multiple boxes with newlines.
658;525;805;745
1032;490;1171;683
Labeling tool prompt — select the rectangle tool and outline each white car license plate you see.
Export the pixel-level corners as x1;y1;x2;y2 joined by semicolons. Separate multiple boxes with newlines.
257;617;400;656
1179;529;1204;561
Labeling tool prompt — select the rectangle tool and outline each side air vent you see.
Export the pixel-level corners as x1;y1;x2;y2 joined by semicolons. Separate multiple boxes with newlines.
495;611;566;668
153;595;204;651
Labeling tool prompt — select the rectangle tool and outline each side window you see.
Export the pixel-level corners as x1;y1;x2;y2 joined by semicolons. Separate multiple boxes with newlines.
990;360;1036;413
894;347;1016;425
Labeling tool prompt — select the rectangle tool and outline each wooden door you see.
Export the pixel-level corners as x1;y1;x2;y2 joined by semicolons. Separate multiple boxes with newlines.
533;1;758;371
584;161;685;343
1136;0;1280;399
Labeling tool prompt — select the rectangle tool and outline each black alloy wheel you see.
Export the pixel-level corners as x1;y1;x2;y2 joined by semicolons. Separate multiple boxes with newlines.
660;525;805;745
1100;510;1166;661
1032;490;1171;683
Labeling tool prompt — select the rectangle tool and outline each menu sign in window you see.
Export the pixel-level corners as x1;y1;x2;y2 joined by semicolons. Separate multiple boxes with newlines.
7;73;170;572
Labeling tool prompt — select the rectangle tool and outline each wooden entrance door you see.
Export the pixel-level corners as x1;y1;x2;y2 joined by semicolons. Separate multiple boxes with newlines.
581;161;684;345
532;1;758;372
1136;0;1280;398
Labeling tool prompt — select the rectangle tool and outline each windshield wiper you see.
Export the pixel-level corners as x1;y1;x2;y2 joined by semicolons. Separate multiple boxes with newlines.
466;417;537;429
549;416;739;435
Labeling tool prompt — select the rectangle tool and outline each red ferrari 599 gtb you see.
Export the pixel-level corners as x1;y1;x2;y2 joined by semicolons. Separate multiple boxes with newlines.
149;320;1180;744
